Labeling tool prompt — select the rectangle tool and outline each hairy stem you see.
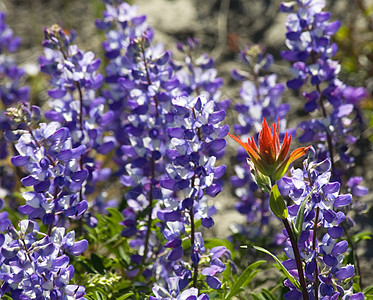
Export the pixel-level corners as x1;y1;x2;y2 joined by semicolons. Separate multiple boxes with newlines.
312;207;320;300
283;218;309;300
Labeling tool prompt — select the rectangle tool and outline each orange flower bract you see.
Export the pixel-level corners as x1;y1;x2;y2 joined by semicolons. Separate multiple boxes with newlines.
228;118;311;182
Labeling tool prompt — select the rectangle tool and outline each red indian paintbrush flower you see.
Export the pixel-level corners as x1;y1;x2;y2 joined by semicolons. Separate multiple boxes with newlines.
228;118;311;182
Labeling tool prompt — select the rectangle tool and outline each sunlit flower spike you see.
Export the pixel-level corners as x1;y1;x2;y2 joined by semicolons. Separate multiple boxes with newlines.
228;117;311;182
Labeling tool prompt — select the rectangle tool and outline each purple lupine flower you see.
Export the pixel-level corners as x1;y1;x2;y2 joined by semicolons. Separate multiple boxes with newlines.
202;246;232;290
150;277;209;300
39;24;115;227
6;104;88;225
96;1;182;280
0;198;11;231
230;45;288;231
97;1;229;290
0;220;87;299
173;38;223;103
280;0;367;179
0;12;29;205
0;12;29;107
157;94;228;288
278;148;361;298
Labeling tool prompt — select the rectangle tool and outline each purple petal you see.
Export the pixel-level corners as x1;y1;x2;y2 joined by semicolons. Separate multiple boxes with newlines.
335;265;354;280
210;246;227;260
69;239;88;256
331;240;348;255
167;246;183;261
206;276;222;289
334;194;352;207
160;179;176;190
323;254;337;267
324;21;341;35
206;184;222;197
208;111;226;124
98;111;114;127
34;180;50;193
328;227;344;239
209;139;227;152
70;170;89;182
11;155;30;167
167;128;184;139
157;210;181;222
21;175;40;186
48;89;67;99
98;141;115;154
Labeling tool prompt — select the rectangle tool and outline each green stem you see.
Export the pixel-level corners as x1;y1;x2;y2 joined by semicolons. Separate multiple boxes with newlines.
189;206;198;288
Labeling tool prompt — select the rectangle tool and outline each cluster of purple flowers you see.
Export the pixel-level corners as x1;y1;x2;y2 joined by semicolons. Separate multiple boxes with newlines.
0;12;29;109
95;2;230;296
0;0;370;298
279;148;364;299
0;11;30;201
39;24;117;227
280;0;367;179
0;220;86;299
158;94;228;287
230;45;288;230
0;17;94;299
3;102;88;298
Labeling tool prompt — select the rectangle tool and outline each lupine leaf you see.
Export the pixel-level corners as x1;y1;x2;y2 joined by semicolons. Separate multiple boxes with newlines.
352;231;372;244
116;292;135;300
261;288;277;300
363;285;373;295
224;260;266;299
253;245;301;290
249;293;263;300
223;260;232;284
269;184;288;219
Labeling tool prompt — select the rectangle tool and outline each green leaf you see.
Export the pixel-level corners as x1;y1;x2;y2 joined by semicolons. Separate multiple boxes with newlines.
93;290;106;300
352;231;372;244
118;244;130;265
115;292;135;300
2;295;13;300
353;276;361;293
269;184;288;219
364;285;373;295
261;288;277;300
224;260;266;300
253;245;300;290
223;260;231;284
249;293;263;300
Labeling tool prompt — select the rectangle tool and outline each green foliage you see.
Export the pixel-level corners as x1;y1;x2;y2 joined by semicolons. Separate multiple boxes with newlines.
249;288;277;300
71;207;153;299
225;260;266;299
352;231;372;244
252;246;300;290
269;184;288;220
364;285;373;299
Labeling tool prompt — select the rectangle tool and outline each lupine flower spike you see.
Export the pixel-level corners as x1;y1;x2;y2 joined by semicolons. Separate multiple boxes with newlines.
228;117;311;183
